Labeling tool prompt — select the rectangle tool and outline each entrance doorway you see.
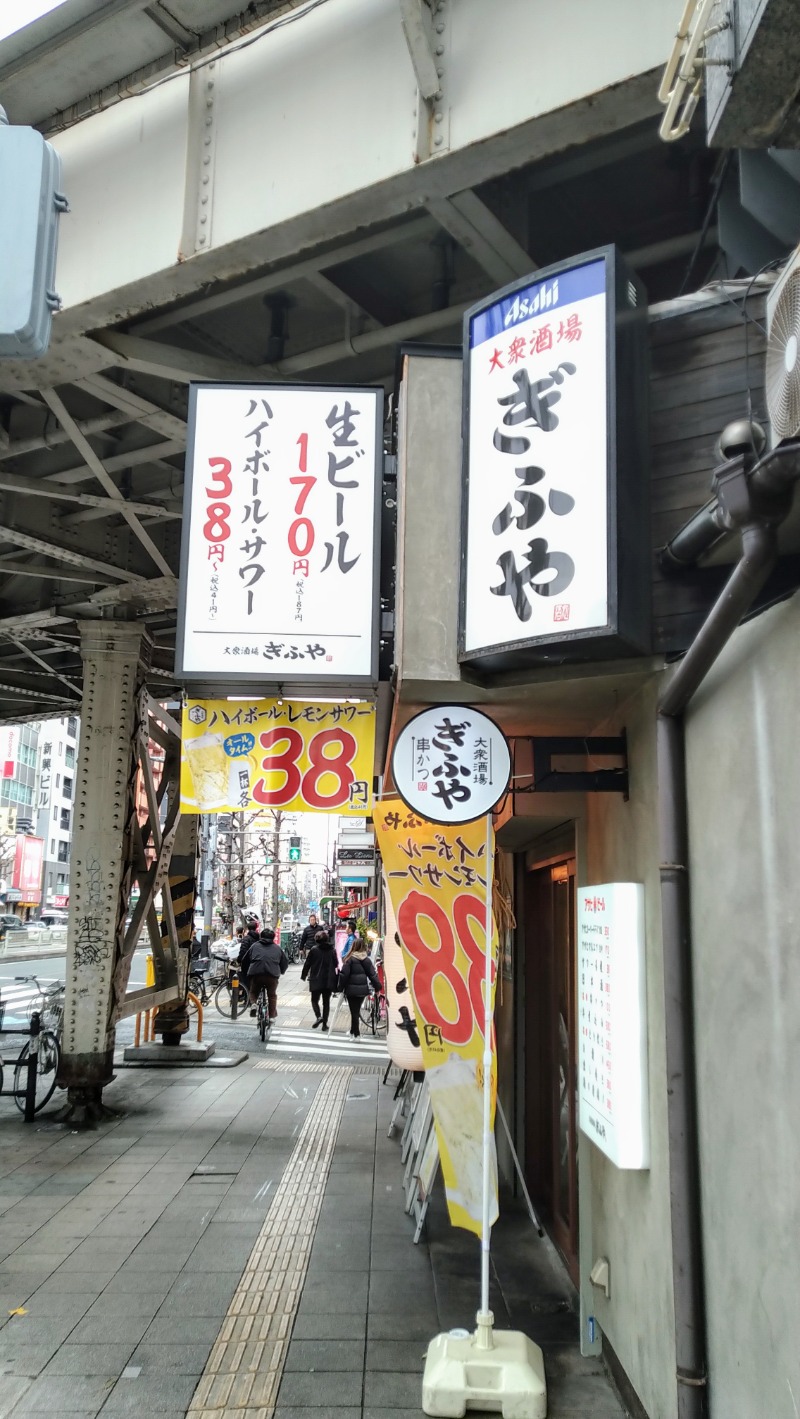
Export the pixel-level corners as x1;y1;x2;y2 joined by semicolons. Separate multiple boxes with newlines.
523;853;579;1283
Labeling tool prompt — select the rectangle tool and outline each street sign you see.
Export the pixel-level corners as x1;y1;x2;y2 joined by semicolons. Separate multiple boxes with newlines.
337;846;375;868
391;706;510;825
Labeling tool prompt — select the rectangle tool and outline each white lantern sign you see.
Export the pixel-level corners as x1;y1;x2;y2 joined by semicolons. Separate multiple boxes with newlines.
176;383;383;686
391;705;510;825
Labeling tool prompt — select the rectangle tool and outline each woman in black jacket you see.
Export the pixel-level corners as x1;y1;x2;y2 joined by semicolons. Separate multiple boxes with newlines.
338;937;379;1040
300;929;338;1031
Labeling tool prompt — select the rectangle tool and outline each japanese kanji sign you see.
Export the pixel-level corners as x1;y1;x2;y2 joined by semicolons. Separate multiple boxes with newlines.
180;698;375;816
391;705;510;825
460;248;649;666
374;803;499;1236
578;882;650;1169
176;384;382;683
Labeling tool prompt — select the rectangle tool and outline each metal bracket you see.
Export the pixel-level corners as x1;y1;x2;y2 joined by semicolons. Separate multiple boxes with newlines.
518;734;629;796
180;59;218;257
409;0;449;162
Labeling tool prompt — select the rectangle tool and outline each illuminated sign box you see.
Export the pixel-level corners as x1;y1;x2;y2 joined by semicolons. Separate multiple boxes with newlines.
176;383;383;690
459;247;649;671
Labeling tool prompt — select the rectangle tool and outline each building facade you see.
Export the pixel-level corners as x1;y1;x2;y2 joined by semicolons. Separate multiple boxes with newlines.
35;714;79;909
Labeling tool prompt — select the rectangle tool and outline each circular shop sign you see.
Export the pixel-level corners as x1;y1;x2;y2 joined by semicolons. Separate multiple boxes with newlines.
391;705;511;825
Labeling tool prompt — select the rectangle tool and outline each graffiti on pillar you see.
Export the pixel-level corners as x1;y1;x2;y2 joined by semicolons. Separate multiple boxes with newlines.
74;915;109;968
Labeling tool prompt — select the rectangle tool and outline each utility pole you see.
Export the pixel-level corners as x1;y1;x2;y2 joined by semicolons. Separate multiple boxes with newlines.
200;814;217;949
270;809;284;923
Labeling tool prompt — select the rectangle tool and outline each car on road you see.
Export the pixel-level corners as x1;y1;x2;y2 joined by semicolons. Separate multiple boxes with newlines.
37;910;69;930
0;913;27;932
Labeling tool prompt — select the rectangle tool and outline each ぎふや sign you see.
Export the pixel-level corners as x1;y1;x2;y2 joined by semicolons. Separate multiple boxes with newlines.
391;705;511;825
460;247;649;671
181;698;375;815
176;384;383;685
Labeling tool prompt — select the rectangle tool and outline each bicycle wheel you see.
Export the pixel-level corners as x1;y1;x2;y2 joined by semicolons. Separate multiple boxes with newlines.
258;994;267;1042
375;994;388;1039
14;1031;60;1114
360;995;376;1035
214;980;247;1017
189;972;208;1004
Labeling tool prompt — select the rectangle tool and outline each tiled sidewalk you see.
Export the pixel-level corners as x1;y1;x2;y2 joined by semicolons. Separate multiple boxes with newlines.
0;1048;630;1419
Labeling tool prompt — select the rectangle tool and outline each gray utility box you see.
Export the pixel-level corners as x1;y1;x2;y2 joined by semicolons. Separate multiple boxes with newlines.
0;113;68;360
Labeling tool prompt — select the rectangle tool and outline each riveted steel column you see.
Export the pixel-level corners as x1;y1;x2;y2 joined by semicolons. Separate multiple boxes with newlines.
58;621;151;1123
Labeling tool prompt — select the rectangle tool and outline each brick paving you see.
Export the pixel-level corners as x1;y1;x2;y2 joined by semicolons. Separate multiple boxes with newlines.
0;1028;630;1418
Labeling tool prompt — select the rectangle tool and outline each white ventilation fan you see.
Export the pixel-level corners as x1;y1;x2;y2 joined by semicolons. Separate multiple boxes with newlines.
766;246;800;443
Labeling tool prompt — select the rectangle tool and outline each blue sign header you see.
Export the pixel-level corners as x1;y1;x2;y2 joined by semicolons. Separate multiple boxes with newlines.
469;258;606;349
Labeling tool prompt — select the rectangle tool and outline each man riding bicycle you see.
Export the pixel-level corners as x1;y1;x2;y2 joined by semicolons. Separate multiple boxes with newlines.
246;927;287;1021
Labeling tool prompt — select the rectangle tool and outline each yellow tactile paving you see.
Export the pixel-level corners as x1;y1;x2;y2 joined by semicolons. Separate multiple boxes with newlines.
187;1064;353;1419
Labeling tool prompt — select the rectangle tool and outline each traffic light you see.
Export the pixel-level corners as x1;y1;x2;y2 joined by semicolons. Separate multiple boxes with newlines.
0;108;68;360
288;836;301;863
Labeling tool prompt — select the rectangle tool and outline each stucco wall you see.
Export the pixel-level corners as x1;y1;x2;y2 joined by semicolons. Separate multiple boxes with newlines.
685;592;800;1419
584;680;677;1419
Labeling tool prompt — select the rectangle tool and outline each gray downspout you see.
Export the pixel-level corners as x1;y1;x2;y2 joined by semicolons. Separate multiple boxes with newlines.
656;436;800;1419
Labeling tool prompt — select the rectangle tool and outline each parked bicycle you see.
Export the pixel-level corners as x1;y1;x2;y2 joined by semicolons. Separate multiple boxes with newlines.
0;996;61;1115
14;975;65;1041
360;988;388;1038
188;958;211;1005
214;958;248;1017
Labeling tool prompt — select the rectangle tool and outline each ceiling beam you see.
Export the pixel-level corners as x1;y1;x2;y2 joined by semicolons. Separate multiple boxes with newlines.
132;216;438;334
90;332;264;385
42;388;174;578
0;526;142;582
427;191;533;283
0;561;115;585
5;636;80;697
45;438;185;489
75;372;187;442
96;300;470;386
0;467;179;519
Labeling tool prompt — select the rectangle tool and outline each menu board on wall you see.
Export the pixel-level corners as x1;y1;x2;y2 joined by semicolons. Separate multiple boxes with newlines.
578;881;649;1169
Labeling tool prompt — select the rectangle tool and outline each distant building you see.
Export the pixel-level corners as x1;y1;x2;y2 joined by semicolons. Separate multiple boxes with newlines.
35;714;79;908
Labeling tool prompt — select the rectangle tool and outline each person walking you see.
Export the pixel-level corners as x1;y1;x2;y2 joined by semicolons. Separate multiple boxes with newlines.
300;928;338;1032
340;916;358;962
247;927;287;1021
338;935;379;1040
298;913;319;959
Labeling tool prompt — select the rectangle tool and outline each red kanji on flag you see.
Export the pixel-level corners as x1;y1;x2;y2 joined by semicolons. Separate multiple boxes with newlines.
488;347;504;372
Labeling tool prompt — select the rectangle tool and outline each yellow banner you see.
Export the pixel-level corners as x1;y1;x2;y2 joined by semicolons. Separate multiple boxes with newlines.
181;698;375;815
374;801;499;1236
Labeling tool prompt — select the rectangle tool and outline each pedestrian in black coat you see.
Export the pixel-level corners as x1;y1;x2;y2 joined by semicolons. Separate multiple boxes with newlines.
338;938;379;1039
300;930;338;1031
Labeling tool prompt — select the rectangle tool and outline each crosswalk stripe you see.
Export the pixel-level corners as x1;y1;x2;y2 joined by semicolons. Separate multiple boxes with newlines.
258;1040;385;1060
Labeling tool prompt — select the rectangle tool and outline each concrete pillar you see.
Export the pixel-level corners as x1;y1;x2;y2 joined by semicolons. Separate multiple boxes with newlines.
58;621;150;1123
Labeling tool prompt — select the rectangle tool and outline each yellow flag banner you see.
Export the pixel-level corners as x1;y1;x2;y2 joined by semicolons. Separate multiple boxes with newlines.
374;801;499;1236
181;698;375;816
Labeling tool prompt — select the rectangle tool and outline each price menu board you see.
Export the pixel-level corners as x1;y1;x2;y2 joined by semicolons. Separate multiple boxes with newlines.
578;882;649;1169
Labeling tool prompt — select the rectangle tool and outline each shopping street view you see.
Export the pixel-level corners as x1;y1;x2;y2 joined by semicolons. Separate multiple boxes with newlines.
0;3;799;1417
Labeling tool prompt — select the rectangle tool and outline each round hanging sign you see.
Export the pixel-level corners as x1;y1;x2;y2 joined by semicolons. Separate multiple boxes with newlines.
391;705;511;825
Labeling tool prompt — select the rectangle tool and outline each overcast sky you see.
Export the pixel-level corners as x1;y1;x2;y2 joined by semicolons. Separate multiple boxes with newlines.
0;1;70;45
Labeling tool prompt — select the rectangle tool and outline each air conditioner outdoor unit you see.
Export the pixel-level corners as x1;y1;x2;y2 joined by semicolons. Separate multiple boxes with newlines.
766;245;800;445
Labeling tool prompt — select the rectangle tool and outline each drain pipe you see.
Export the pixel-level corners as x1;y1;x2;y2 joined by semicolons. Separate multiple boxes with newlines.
657;426;800;1419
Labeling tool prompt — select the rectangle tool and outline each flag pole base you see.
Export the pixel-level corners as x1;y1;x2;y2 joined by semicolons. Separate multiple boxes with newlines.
422;1312;547;1418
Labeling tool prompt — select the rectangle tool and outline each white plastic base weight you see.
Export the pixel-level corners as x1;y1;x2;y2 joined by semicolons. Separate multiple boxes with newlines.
422;1312;547;1418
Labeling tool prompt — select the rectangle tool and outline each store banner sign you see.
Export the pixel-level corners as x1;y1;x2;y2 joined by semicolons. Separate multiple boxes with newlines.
180;698;375;816
460;247;648;669
578;882;649;1169
381;871;424;1074
374;802;499;1236
12;834;43;905
176;384;383;684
